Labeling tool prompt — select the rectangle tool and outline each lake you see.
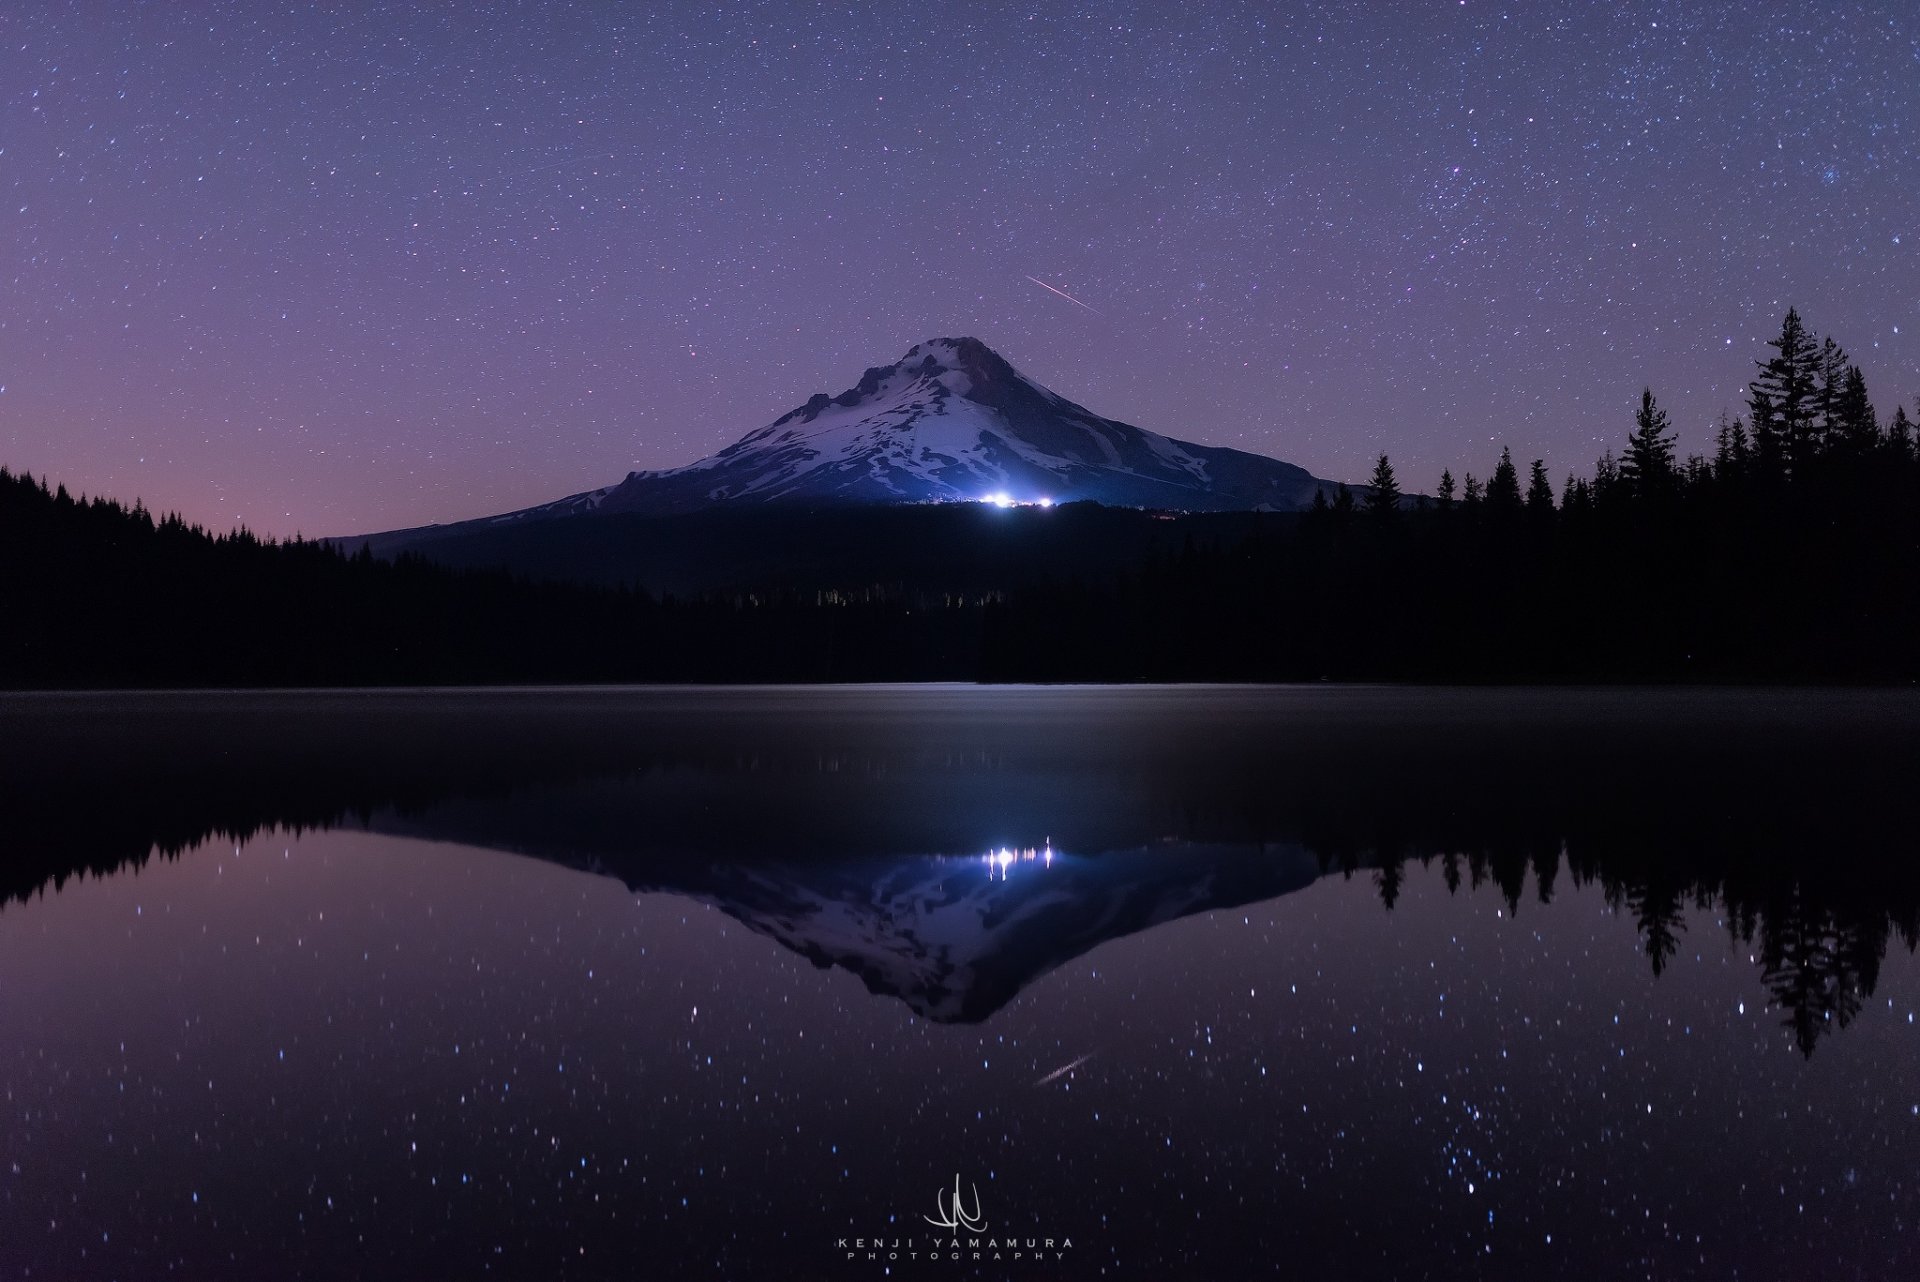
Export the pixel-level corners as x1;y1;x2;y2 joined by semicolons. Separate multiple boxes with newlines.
1;686;1916;1279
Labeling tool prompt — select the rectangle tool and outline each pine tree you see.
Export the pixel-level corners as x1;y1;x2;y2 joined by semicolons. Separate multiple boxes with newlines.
1525;459;1555;515
1814;336;1850;454
1749;308;1821;479
1437;469;1456;510
1887;405;1914;462
1365;454;1401;515
1592;450;1622;503
1561;474;1592;516
1832;364;1877;455
1486;448;1522;513
1462;474;1482;507
1712;411;1749;480
1621;387;1677;495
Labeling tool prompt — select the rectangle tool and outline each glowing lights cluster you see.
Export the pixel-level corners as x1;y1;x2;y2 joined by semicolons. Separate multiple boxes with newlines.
984;840;1055;879
982;493;1054;509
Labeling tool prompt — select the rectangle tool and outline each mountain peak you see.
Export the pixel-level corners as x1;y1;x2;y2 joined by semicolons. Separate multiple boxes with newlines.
393;341;1339;528
903;334;1008;378
772;336;1024;431
906;337;1033;410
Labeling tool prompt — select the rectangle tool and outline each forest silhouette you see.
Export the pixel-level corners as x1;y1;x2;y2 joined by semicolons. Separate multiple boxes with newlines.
3;308;1917;685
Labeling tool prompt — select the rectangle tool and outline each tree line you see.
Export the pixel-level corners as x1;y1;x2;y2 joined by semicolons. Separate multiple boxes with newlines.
0;467;980;685
983;308;1920;681
3;308;1916;684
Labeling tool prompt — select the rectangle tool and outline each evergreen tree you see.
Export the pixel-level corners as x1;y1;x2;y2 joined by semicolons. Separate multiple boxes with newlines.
1365;454;1402;516
1486;448;1522;513
1712;412;1749;479
1749;308;1821;479
1525;459;1555;515
1436;469;1456;510
1886;405;1914;462
1832;364;1877;455
1462;474;1482;507
1592;450;1622;503
1814;336;1850;454
1621;387;1677;495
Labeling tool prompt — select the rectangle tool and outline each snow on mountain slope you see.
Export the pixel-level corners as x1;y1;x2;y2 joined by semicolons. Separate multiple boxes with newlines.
477;337;1332;525
615;841;1324;1023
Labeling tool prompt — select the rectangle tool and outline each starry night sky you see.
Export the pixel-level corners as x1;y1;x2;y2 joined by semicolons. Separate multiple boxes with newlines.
2;0;1916;535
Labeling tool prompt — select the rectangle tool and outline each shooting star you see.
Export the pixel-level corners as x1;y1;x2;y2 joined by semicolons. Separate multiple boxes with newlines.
1035;1052;1096;1086
1024;275;1101;315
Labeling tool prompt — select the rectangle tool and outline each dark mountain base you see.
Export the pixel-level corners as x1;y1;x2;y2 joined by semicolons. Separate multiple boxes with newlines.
3;460;1917;686
341;499;1277;597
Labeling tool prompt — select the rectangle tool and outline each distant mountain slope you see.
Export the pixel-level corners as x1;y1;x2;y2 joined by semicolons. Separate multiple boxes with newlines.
349;338;1339;562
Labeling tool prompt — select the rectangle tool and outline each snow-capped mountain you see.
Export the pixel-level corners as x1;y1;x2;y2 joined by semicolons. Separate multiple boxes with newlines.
368;782;1325;1021
485;336;1331;521
609;842;1321;1023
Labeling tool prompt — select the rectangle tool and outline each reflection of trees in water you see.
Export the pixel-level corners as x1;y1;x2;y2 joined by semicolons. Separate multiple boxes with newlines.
6;701;1917;1062
1753;896;1884;1058
1620;882;1687;977
1349;840;1919;1058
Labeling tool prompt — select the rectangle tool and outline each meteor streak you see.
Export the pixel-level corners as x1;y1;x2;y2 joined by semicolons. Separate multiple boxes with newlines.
1035;1052;1096;1086
1024;275;1100;314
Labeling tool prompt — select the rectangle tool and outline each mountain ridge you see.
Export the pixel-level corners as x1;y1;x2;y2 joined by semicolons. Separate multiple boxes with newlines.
359;337;1339;544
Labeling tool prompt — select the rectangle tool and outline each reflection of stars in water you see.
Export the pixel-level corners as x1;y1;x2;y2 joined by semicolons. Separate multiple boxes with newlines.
0;829;1916;1278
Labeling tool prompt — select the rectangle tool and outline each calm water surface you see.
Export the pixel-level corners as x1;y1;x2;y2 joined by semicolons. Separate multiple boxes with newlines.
0;686;1915;1279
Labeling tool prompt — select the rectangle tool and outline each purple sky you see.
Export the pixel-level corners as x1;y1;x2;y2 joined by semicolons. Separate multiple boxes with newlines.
2;1;1916;536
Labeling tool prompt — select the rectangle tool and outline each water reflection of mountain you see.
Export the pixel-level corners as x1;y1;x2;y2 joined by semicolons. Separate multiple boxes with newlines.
2;688;1916;1051
608;844;1322;1023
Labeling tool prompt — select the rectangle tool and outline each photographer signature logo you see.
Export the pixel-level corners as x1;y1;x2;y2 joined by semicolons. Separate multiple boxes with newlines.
922;1174;988;1232
833;1173;1070;1264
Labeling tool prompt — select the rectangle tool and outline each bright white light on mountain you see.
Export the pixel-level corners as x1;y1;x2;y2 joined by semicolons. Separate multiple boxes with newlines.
982;840;1056;879
1038;497;1054;507
988;493;1014;508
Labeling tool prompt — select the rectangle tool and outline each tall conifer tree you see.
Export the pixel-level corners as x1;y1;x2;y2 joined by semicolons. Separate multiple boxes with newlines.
1365;454;1402;515
1749;308;1820;479
1621;388;1677;494
1487;448;1523;513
